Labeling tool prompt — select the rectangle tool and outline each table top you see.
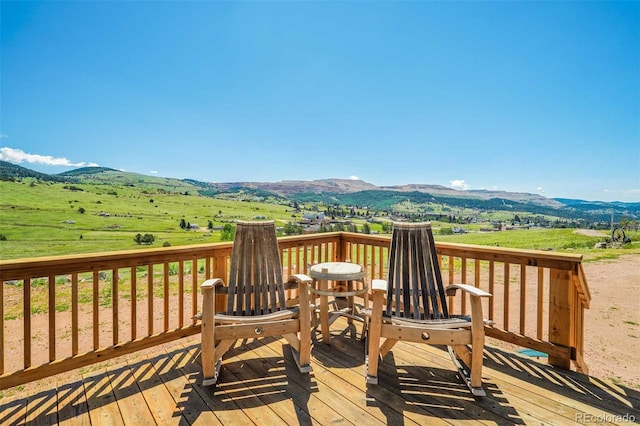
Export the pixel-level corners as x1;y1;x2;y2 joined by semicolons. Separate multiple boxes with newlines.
309;262;366;281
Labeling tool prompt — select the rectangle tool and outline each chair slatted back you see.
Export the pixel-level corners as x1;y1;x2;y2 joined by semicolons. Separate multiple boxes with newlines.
386;222;449;320
227;221;286;316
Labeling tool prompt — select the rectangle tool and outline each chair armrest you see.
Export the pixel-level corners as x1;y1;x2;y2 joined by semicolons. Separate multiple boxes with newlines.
372;279;388;293
287;274;313;285
445;283;491;298
201;278;225;292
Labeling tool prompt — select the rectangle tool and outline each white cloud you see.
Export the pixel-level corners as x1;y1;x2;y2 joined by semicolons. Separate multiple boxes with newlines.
449;179;469;191
349;175;361;180
150;170;158;175
0;147;99;167
537;186;545;193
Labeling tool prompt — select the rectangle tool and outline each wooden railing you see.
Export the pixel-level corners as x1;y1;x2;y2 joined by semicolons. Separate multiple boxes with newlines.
0;231;590;390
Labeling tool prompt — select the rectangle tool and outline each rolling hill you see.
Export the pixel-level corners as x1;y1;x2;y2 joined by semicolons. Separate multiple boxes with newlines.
1;161;638;222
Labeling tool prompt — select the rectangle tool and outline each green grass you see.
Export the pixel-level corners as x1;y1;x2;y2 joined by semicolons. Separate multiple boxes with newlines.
435;227;640;260
1;179;638;261
0;179;294;259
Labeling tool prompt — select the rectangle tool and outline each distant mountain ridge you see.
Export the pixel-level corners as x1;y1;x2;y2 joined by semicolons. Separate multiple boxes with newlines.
1;161;638;221
208;179;565;207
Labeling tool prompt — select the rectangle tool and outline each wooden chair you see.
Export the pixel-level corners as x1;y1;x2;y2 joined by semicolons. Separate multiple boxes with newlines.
366;222;491;396
200;220;312;386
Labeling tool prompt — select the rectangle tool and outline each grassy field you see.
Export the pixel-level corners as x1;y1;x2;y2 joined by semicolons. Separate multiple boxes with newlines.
1;179;638;261
0;179;294;259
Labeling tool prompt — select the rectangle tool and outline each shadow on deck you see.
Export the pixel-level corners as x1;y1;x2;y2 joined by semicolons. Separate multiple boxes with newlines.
2;322;639;425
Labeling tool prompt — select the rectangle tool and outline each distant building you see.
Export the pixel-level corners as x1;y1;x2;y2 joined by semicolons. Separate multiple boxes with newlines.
303;212;325;221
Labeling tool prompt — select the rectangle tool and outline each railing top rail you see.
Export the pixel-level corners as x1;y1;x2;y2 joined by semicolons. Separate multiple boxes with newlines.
0;241;234;281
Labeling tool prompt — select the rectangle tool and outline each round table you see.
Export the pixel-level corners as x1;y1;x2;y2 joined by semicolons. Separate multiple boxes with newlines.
309;262;368;344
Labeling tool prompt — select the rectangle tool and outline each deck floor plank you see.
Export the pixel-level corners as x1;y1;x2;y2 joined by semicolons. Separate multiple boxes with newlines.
24;387;57;425
385;340;549;425
225;347;316;425
247;337;380;425
128;352;188;425
207;339;347;425
309;333;453;425
0;395;27;426
265;345;386;426
160;346;224;426
109;363;157;425
82;369;125;426
56;379;90;426
2;318;639;426
174;343;256;426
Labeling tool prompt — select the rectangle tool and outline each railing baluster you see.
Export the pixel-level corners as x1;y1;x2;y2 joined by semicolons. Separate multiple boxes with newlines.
378;245;384;280
113;268;119;345
178;260;184;328
504;263;510;331
164;263;169;332
363;244;369;276
488;261;495;321
310;243;317;265
72;273;78;356
92;270;99;350
537;266;544;340
447;256;455;313
48;275;55;362
460;258;467;316
147;265;153;335
520;264;527;335
24;278;31;369
191;259;197;324
131;267;137;340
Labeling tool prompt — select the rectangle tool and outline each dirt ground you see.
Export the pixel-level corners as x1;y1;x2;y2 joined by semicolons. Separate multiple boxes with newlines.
1;253;639;401
580;254;640;389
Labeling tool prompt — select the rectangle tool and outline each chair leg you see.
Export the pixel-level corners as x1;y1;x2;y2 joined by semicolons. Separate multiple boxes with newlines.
469;295;487;396
294;284;313;373
202;359;222;387
201;283;216;385
448;346;486;397
366;292;385;384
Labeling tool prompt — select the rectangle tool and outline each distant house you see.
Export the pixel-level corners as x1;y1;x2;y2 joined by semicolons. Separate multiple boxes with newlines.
188;224;199;230
303;212;325;221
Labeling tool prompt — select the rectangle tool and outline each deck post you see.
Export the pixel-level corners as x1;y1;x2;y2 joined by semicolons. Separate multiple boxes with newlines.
548;268;572;369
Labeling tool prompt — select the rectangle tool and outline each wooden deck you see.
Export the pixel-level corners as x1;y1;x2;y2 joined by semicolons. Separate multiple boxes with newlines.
2;319;639;425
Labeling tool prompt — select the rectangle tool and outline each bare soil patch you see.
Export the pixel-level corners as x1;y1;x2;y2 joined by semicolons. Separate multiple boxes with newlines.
580;254;640;388
573;229;608;237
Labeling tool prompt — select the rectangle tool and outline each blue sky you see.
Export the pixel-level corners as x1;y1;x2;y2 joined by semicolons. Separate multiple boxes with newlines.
1;1;638;202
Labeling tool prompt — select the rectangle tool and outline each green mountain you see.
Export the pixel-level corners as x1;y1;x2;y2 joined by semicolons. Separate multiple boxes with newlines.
2;162;638;223
0;160;71;182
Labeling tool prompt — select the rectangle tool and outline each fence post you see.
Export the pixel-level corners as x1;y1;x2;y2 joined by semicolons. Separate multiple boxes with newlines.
548;268;572;369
